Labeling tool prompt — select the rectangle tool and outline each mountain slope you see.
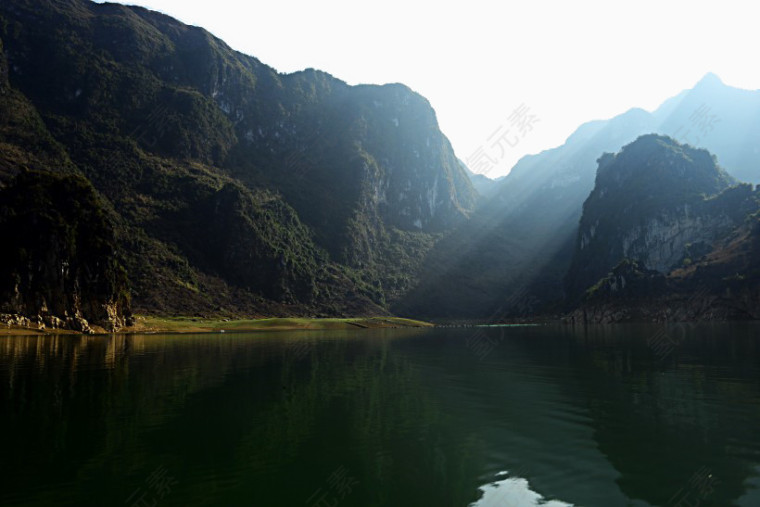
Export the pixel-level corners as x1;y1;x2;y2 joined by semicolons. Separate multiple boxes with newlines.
0;170;131;331
565;134;740;297
566;136;760;322
459;159;500;198
569;212;760;323
0;0;476;320
400;74;760;319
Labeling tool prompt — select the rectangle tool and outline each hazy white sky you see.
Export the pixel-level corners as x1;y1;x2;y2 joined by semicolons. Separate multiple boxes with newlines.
97;0;760;177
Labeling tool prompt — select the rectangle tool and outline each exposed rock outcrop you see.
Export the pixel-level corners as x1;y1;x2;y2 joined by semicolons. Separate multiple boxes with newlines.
0;37;8;92
565;136;760;323
566;135;741;298
0;170;132;332
0;0;477;316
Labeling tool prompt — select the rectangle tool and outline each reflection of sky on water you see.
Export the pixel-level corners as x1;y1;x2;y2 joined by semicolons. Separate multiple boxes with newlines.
472;470;573;506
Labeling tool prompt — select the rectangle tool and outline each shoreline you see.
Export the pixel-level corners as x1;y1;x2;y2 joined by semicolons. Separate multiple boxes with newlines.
0;316;435;336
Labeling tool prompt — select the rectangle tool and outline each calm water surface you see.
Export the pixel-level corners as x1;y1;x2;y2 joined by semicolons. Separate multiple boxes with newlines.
2;324;760;506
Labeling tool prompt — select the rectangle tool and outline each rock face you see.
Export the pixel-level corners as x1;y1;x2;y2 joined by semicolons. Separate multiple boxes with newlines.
567;231;760;323
565;135;738;298
566;259;667;323
617;212;733;272
0;0;476;317
406;73;760;320
565;136;760;323
0;171;132;331
0;37;7;91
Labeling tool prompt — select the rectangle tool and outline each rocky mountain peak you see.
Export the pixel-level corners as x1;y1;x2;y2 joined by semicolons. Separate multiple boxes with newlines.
566;135;740;298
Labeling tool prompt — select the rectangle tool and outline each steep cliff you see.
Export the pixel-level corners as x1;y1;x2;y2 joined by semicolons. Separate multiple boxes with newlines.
568;221;760;323
0;171;131;331
565;135;739;298
403;74;760;320
565;135;760;322
0;0;476;318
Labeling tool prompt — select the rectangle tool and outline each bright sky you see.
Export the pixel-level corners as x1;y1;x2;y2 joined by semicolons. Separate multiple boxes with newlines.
96;0;760;177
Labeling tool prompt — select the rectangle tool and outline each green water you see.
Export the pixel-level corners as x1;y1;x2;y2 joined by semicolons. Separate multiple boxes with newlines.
2;324;760;506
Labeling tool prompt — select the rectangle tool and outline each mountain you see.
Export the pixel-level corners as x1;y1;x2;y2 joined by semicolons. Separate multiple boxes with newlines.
656;72;760;185
0;170;131;332
459;159;500;198
566;134;737;296
2;0;758;328
395;108;656;319
399;74;760;319
0;0;476;326
499;73;760;221
565;135;760;322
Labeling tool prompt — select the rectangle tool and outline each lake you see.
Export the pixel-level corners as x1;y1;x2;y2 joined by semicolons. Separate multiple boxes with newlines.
1;323;760;506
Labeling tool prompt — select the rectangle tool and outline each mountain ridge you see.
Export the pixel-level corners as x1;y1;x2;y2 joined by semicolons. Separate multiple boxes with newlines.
566;135;760;323
1;0;758;327
0;0;476;326
399;72;760;319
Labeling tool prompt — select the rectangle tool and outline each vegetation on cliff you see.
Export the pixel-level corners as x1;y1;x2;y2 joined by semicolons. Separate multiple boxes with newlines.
567;136;760;322
0;170;131;330
565;135;742;299
0;0;476;322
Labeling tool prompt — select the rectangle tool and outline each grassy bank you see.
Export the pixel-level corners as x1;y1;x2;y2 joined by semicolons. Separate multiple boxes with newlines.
135;316;434;333
1;316;435;335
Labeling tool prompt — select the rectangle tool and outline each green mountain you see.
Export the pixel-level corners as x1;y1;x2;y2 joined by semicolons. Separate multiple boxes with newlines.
565;135;760;322
2;0;758;328
0;170;131;331
566;134;737;297
0;0;476;327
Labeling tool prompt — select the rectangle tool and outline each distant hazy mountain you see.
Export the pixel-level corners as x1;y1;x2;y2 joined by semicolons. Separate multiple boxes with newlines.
0;0;476;324
459;159;501;198
398;74;760;319
500;73;760;216
657;73;760;184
